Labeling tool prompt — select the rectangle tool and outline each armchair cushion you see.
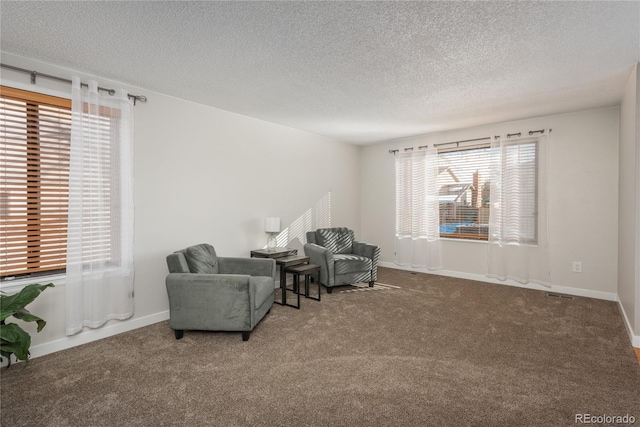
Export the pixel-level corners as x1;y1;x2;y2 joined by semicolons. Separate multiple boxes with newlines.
166;251;190;273
219;257;275;277
333;254;372;275
184;243;219;274
316;228;354;254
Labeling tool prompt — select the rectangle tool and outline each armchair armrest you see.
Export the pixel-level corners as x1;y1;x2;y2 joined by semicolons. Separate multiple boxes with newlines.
352;241;379;260
353;240;381;281
304;243;334;287
218;257;276;278
165;273;254;331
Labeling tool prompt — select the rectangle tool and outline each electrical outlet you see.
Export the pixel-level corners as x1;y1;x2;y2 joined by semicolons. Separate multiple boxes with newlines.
572;261;582;273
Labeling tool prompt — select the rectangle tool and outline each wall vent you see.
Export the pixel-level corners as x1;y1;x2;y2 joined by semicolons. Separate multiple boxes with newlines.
547;293;574;300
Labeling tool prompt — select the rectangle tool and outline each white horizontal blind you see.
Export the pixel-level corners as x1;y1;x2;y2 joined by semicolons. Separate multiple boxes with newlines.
437;144;492;240
492;139;538;243
67;104;120;267
0;87;71;279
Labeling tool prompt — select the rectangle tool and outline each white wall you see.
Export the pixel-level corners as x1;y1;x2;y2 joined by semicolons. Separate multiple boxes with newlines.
361;108;620;300
618;63;640;346
1;53;361;358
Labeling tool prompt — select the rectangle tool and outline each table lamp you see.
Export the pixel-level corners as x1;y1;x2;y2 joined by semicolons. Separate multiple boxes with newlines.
265;217;280;252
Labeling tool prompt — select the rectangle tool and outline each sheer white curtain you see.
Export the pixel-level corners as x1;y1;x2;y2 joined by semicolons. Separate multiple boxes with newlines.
66;77;135;336
395;148;442;270
487;133;550;285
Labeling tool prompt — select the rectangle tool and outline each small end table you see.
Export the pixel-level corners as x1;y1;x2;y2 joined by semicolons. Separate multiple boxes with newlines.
250;248;308;309
285;263;321;302
273;255;309;309
250;247;298;259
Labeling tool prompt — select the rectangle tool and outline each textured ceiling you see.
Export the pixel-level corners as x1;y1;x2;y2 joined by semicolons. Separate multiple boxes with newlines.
1;1;639;144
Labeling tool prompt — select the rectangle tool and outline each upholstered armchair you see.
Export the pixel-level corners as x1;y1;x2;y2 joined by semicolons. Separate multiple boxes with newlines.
304;228;380;293
165;243;276;341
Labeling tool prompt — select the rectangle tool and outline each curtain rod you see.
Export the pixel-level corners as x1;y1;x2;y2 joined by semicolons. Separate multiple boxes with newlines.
389;129;553;154
388;137;489;154
1;63;148;105
433;136;490;148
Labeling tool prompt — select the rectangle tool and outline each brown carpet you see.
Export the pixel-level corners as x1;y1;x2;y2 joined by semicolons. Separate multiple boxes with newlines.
2;267;639;426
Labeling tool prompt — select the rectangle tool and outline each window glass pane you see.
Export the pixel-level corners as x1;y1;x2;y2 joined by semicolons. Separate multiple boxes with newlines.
437;145;491;240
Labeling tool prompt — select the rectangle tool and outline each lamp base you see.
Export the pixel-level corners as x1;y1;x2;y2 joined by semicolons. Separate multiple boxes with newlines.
266;233;277;252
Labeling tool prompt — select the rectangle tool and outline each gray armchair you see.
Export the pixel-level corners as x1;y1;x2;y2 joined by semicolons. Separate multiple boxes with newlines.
304;227;380;293
165;243;276;341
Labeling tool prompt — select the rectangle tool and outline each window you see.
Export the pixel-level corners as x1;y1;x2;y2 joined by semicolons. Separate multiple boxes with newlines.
0;86;71;280
438;144;492;240
437;139;538;242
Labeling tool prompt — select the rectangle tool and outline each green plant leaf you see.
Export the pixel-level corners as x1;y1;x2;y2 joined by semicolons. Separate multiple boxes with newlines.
0;283;54;322
0;283;52;367
1;349;13;367
12;308;47;332
1;340;29;361
0;323;31;361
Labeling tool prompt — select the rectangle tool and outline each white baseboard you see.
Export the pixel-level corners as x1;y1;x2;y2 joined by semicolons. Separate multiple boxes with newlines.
378;262;618;301
2;310;170;367
617;298;640;348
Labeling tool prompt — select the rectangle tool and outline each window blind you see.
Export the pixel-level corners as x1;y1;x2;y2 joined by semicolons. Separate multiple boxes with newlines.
496;139;538;243
68;103;119;266
1;86;71;279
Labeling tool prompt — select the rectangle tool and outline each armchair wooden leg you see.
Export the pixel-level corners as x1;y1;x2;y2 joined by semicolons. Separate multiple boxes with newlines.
174;330;184;340
369;281;375;287
326;287;333;294
242;331;250;341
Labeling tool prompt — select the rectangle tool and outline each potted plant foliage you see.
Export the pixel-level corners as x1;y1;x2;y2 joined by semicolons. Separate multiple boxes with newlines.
0;283;54;367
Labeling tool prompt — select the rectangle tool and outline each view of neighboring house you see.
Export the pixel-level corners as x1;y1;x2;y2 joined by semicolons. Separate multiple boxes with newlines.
438;151;490;238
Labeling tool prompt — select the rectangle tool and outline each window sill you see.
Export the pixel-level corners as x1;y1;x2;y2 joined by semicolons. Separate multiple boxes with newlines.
0;274;66;292
440;237;488;244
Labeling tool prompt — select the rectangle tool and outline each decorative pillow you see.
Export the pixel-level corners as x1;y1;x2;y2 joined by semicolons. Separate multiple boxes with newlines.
316;228;354;254
184;244;219;274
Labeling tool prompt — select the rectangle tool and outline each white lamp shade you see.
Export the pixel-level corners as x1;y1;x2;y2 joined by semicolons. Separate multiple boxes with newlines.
265;217;281;233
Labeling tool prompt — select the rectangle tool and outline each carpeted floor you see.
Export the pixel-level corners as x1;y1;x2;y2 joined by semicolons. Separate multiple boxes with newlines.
2;267;639;426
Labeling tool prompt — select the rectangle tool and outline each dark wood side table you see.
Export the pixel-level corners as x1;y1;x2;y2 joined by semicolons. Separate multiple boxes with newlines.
250;248;297;259
273;255;309;309
285;263;321;302
250;248;308;309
